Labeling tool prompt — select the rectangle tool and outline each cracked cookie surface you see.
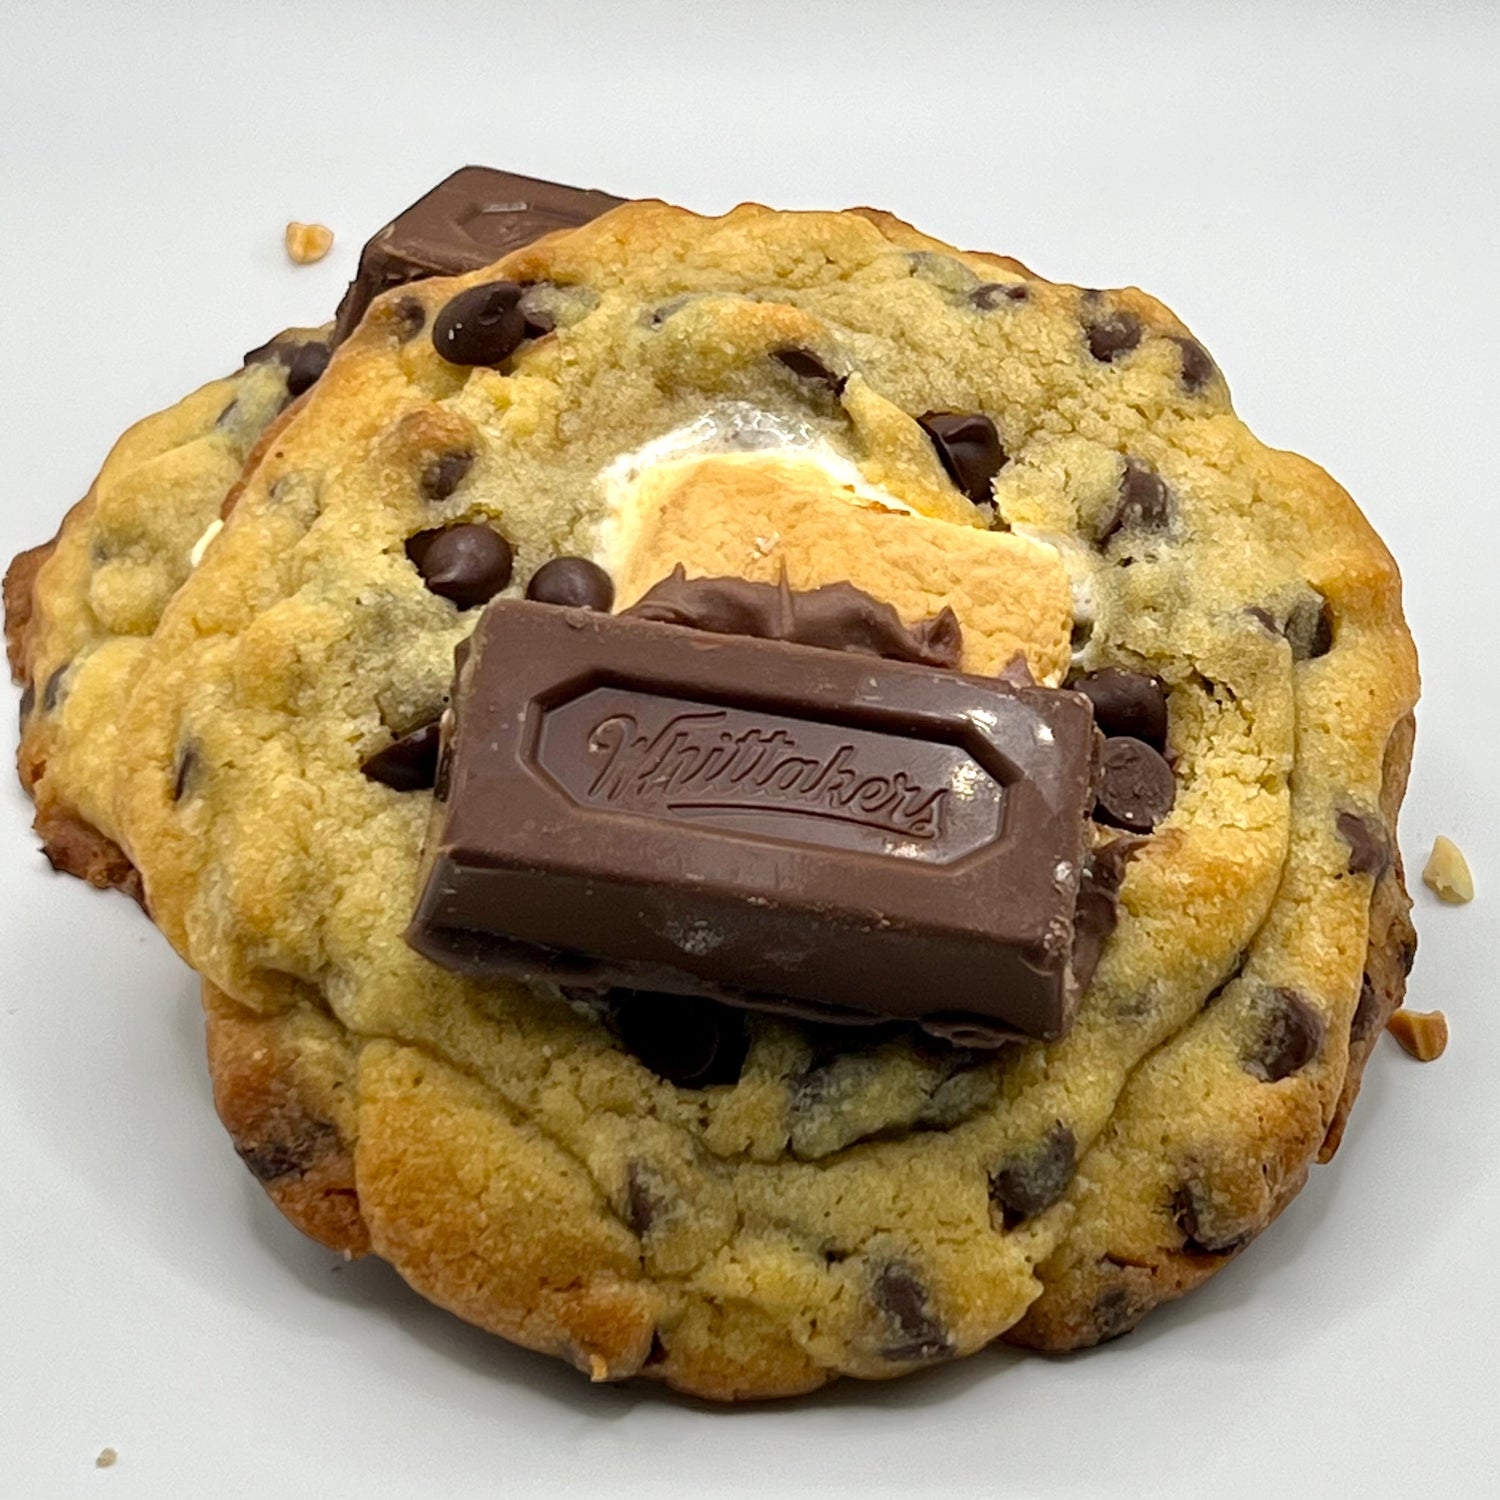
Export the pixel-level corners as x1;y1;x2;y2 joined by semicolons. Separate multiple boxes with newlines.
107;202;1416;1397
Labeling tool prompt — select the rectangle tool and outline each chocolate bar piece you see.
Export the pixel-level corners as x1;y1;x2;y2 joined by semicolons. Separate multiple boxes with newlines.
333;165;625;342
408;600;1097;1043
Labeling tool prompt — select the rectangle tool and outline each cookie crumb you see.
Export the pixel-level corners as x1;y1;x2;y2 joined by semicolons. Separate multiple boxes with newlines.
95;1447;117;1469
1422;835;1473;903
1388;1008;1449;1062
588;1353;609;1381
285;221;334;265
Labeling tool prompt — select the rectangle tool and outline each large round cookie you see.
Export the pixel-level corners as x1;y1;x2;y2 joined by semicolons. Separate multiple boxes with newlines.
5;329;330;894
113;202;1417;1398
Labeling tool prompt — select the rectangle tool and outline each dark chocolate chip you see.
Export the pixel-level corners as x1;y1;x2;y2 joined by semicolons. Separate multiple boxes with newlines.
525;556;615;611
432;280;526;366
360;719;442;792
285;341;331;398
1171;335;1217;392
916;411;1007;506
1285;594;1335;661
242;334;285;367
18;682;35;724
1098;458;1171;545
236;1120;337;1183
1400;934;1418;977
1071;837;1143;988
1243;987;1325;1082
1085;308;1143;363
172;744;198;802
420;449;474;503
1172;1185;1248;1257
871;1262;952;1362
41;662;69;712
774;347;846;395
406;525;514;609
1350;974;1384;1043
970;281;1029;308
989;1124;1077;1230
522;308;556;339
1337;810;1390;879
611;991;748;1088
623;1162;664;1237
391;296;427;342
1094;737;1175;833
1091;1284;1138;1342
1070;668;1168;750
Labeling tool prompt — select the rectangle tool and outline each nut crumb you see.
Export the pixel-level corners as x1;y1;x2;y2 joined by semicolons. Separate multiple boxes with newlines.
1388;1008;1449;1062
285;221;334;265
1422;835;1473;903
95;1447;117;1469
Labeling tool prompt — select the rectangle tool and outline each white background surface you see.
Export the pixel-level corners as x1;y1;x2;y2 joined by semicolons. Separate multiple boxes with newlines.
3;2;1497;1495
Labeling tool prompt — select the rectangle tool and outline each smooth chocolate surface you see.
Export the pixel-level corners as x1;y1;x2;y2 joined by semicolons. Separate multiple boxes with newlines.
333;166;625;343
407;601;1097;1043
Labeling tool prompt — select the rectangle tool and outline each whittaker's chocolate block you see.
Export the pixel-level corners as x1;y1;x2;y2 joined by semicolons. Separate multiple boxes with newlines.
333;165;626;342
408;602;1097;1043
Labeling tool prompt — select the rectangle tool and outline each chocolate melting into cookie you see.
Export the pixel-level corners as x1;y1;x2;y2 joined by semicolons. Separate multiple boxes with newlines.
332;165;626;344
406;587;1098;1044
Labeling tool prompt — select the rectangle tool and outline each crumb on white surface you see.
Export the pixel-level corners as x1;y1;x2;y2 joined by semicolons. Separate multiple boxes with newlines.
1422;835;1474;903
285;221;334;265
95;1447;117;1469
1388;1008;1450;1062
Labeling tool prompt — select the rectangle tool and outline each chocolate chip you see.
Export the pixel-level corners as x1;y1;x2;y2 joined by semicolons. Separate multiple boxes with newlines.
1171;335;1217;391
916;411;1007;506
774;347;846;394
1400;934;1418;976
623;1162;664;1237
406;525;513;609
1243;987;1324;1082
1094;737;1175;833
522;307;556;339
525;556;615;611
172;744;198;802
393;297;426;341
1337;810;1389;879
989;1124;1076;1229
41;662;69;713
1172;1185;1248;1257
1070;668;1168;750
1098;458;1170;545
285;341;331;397
242;334;285;366
1350;975;1383;1043
611;991;748;1088
1085;308;1143;363
18;682;34;724
236;1120;337;1183
419;449;474;503
1285;594;1335;661
970;281;1029;308
1091;1284;1138;1342
871;1262;952;1362
432;280;526;366
1072;837;1143;987
360;719;442;792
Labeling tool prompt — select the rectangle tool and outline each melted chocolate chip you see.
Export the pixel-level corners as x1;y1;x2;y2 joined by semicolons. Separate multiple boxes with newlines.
18;682;34;724
1072;837;1143;988
1243;987;1325;1082
1094;737;1175;833
916;411;1007;507
420;449;474;502
1171;335;1217;391
1337;810;1390;879
1070;668;1168;750
172;744;198;802
285;341;331;398
1085;308;1143;363
432;280;526;366
1350;975;1384;1043
41;662;69;713
525;556;615;611
989;1124;1077;1229
1172;1185;1248;1257
774;347;846;394
623;1162;664;1237
611;991;748;1088
1098;459;1171;545
970;281;1029;308
360;719;442;792
871;1262;952;1362
1285;594;1335;661
406;525;514;609
393;297;426;341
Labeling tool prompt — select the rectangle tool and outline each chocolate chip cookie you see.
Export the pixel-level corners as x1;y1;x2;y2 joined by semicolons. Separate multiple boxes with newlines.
106;201;1416;1397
